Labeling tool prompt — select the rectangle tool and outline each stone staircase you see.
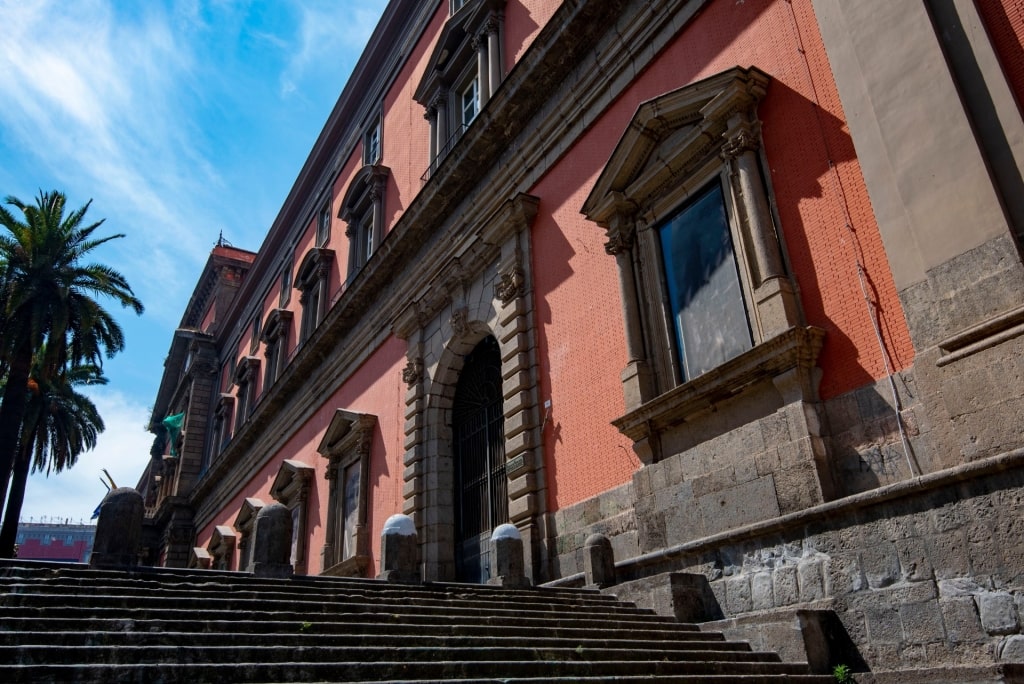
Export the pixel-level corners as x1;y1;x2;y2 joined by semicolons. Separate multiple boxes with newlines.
0;560;834;683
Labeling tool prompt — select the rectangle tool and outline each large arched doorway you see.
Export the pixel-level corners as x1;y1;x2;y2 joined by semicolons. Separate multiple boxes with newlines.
452;335;508;582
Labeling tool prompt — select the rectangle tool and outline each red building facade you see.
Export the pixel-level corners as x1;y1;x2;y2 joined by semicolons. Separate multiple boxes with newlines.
141;0;1024;674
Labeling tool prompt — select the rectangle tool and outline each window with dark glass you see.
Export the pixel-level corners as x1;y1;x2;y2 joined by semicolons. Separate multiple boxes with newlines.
316;204;331;247
658;181;752;382
363;120;381;165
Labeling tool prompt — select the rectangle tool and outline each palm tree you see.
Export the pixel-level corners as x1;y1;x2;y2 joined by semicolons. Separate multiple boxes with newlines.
0;357;106;557
0;191;143;527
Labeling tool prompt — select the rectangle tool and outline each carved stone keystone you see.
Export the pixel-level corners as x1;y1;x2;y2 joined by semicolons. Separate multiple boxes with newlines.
584;533;616;588
487;523;530;588
378;514;420;583
90;487;143;570
251;503;294;579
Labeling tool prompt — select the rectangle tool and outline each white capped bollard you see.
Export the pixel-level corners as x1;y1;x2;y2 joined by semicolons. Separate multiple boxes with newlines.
378;514;419;583
487;523;530;588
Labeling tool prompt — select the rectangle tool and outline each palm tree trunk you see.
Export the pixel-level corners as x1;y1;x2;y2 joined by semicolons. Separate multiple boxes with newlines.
0;446;30;558
0;339;34;523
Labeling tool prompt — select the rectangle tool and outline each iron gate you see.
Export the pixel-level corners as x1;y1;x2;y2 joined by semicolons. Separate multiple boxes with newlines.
453;336;507;582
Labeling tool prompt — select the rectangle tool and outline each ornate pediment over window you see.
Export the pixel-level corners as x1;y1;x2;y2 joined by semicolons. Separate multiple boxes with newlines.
415;0;507;180
582;66;772;230
414;0;505;104
340;165;390;282
318;409;376;577
581;66;820;465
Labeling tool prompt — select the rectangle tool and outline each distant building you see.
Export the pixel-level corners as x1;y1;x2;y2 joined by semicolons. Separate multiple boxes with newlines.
138;0;1024;676
16;522;95;563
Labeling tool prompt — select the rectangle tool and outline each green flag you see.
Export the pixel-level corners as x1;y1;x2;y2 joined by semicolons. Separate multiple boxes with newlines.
163;412;185;457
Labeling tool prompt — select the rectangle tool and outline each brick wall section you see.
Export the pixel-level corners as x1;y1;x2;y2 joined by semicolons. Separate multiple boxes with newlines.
530;0;914;514
977;0;1024;113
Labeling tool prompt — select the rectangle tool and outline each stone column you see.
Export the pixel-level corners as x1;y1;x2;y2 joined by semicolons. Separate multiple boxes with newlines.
434;96;448;159
606;219;654;410
370;185;383;254
486;19;501;99
378;514;420;583
252;502;293;579
475;35;490;109
723;124;783;286
90;488;144;570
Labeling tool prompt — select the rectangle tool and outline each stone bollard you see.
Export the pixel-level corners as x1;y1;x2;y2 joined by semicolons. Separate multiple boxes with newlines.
90;488;144;570
487;523;530;588
251;503;293;579
583;533;616;588
378;514;419;583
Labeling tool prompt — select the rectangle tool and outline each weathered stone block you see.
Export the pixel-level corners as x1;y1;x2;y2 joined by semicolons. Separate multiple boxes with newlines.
862;541;901;589
1001;635;1024;662
698;476;780;536
926;531;970;579
940;596;986;644
751;571;775;610
978;592;1019;635
726;575;752;614
900;599;945;643
895;537;934;581
865;606;904;644
826;552;866;596
774;565;799;606
798;558;825;602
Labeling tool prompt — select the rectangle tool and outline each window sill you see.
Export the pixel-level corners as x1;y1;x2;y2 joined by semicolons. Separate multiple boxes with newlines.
613;326;825;463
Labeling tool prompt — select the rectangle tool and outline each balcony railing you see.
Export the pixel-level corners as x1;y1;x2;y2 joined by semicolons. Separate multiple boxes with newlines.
421;123;469;183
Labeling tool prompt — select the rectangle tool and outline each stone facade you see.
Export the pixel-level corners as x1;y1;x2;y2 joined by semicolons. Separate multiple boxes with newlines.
138;0;1024;678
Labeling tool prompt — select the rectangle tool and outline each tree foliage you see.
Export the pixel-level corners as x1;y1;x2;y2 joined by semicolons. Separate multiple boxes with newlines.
0;190;143;556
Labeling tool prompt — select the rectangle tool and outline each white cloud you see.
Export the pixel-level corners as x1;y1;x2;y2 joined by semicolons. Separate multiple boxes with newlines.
0;0;216;324
280;1;387;97
18;388;153;525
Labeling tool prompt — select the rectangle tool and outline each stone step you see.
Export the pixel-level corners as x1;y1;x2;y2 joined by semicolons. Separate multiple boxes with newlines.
0;562;620;603
0;560;827;683
0;629;753;653
0;582;653;618
0;659;829;683
0;570;625;609
0;616;719;643
0;601;684;630
3;644;785;666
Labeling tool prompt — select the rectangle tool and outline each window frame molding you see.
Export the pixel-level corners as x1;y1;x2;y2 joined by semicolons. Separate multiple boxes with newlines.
269;459;315;575
207;525;236;571
294;247;335;344
340;165;389;283
260;307;294;389
317;409;376;576
414;0;506;180
232;497;265;573
233;355;261;427
581;66;816;465
212;393;235;458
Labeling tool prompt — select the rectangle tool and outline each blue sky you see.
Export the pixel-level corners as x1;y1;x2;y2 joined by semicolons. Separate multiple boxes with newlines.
0;0;388;523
